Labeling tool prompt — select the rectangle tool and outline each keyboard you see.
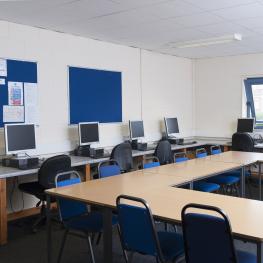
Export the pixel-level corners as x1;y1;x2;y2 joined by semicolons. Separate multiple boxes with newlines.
177;141;197;146
91;153;111;159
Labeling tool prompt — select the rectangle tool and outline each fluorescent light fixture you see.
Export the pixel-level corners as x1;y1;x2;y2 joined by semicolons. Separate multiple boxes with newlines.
171;34;242;49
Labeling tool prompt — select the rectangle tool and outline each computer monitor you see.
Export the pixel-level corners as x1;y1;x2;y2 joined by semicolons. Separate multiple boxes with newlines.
129;120;144;139
164;117;179;136
4;123;36;155
237;118;254;133
78;122;99;146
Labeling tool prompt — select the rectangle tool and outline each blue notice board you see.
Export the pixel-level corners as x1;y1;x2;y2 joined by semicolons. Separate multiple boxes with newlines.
0;59;38;127
68;66;122;124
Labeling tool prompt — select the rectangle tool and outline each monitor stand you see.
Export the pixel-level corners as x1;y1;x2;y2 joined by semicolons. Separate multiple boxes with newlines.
167;136;179;144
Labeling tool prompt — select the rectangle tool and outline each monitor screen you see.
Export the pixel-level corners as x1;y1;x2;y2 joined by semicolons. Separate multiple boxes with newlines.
165;117;179;135
79;122;99;145
237;118;254;133
129;120;144;139
4;124;36;154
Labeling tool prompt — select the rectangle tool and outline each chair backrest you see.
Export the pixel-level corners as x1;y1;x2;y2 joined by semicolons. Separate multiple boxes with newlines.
55;171;87;221
210;145;222;155
174;152;189;163
196;148;207;158
38;155;71;189
143;157;160;169
181;203;237;263
116;195;164;261
98;160;121;178
110;142;133;172
154;140;173;165
232;132;254;152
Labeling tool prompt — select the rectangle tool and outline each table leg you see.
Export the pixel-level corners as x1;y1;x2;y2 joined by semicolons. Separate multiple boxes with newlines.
85;164;91;181
257;242;263;263
46;194;52;263
241;167;246;198
0;178;7;245
259;162;262;201
103;207;113;263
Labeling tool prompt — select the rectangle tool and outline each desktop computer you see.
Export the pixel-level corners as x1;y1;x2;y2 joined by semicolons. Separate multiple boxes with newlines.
164;117;196;146
129;120;149;151
75;122;107;158
3;123;39;169
237;118;254;133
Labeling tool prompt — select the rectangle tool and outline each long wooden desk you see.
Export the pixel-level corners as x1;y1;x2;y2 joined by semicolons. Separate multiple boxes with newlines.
46;152;263;263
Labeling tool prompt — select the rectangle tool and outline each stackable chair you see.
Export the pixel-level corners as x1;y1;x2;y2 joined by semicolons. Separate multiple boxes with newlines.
181;203;256;263
208;145;240;196
117;195;185;263
55;171;117;263
98;159;121;178
19;154;71;232
110;142;133;172
154;140;173;165
175;151;220;193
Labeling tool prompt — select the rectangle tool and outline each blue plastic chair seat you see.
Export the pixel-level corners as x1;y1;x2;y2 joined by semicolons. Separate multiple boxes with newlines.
143;162;160;169
237;250;256;263
157;231;184;261
65;212;118;232
194;181;220;192
207;175;240;185
224;170;250;178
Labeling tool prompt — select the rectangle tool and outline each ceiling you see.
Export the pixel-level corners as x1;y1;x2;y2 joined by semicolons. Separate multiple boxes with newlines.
1;0;263;58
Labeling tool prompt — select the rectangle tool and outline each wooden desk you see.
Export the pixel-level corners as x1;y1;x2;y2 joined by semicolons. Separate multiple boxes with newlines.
46;175;263;263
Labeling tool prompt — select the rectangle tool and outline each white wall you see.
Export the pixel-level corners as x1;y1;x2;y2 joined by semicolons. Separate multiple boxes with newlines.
0;21;194;211
194;53;263;138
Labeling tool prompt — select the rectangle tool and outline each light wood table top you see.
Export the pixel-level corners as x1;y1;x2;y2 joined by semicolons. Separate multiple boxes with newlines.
206;151;263;165
144;158;242;181
47;177;263;242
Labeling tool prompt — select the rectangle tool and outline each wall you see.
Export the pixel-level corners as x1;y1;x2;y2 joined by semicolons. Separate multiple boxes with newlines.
0;21;194;211
194;53;263;138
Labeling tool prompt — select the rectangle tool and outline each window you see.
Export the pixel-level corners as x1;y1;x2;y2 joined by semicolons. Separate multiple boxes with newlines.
244;77;263;128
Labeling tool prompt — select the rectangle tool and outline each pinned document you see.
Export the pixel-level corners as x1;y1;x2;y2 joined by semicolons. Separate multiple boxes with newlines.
3;105;24;122
0;59;7;77
0;78;5;85
24;83;38;124
8;82;23;106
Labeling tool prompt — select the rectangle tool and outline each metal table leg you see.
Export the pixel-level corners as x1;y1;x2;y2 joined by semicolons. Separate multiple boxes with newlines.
46;194;52;263
241;167;246;198
103;207;113;263
257;242;263;263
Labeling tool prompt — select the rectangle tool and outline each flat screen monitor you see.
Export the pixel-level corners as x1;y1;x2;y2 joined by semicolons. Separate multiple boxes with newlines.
164;117;179;136
4;123;36;155
237;118;254;133
129;120;144;139
78;122;99;146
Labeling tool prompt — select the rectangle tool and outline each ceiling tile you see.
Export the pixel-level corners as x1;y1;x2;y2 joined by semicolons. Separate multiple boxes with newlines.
212;2;263;20
184;0;257;11
168;12;225;27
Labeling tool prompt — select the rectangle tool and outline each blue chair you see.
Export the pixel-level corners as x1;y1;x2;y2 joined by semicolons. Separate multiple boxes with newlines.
116;195;184;263
98;159;121;178
209;145;240;196
181;203;256;263
143;156;160;169
175;152;220;193
55;171;117;263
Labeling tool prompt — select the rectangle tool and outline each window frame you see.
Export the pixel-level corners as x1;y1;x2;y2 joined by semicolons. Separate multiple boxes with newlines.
244;77;263;129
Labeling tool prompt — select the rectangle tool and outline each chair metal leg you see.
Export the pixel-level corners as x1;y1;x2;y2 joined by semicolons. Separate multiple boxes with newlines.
57;229;69;263
96;232;102;245
117;225;129;263
87;235;96;263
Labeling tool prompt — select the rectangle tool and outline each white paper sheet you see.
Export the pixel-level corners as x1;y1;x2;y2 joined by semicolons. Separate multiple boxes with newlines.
0;59;7;77
8;82;23;106
3;105;24;122
0;78;5;85
24;83;38;124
